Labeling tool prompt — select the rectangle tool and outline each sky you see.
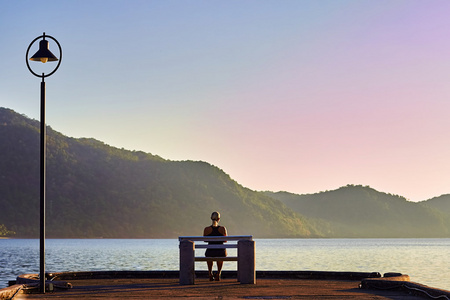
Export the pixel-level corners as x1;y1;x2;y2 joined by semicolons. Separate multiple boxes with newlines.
1;0;450;202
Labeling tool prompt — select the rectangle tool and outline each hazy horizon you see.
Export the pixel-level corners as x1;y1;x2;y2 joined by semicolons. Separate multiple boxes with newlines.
2;1;450;202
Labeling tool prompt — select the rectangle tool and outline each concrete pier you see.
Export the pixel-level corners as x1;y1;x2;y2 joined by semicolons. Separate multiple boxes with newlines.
2;270;449;299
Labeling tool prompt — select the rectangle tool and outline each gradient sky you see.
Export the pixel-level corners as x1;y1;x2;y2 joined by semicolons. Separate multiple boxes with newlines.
2;0;450;202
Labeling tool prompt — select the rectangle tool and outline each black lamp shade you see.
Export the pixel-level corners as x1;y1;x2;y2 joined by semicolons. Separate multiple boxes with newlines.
30;39;58;63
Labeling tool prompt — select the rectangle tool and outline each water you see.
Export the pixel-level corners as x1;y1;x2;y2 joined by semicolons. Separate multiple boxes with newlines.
1;238;449;291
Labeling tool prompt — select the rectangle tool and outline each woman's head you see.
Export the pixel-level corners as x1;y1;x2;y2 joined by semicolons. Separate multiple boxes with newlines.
211;211;220;221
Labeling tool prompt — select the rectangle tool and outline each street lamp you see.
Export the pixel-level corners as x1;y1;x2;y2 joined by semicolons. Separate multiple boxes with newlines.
26;32;62;294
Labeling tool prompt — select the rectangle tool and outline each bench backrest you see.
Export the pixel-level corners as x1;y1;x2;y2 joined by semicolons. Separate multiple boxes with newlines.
178;235;253;242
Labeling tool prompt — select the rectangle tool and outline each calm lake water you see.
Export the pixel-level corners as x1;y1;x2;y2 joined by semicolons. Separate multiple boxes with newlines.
1;238;449;290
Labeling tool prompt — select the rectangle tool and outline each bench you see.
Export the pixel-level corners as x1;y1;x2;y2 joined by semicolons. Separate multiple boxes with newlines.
178;235;255;285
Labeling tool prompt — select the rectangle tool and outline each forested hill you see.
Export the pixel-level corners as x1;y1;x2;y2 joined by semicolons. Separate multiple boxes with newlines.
266;185;450;238
2;107;449;238
420;194;450;215
0;107;318;238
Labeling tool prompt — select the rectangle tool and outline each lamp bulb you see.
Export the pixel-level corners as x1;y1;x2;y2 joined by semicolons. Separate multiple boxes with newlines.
40;57;48;63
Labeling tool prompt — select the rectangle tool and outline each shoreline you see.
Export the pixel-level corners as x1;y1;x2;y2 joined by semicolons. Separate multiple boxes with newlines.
2;270;450;299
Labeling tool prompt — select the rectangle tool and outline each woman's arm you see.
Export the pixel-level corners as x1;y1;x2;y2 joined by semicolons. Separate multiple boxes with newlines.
203;226;212;236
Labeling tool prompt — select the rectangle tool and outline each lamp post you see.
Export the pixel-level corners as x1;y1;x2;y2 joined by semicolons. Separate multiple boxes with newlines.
26;32;62;294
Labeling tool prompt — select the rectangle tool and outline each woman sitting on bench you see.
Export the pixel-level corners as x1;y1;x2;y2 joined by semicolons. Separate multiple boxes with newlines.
203;211;228;281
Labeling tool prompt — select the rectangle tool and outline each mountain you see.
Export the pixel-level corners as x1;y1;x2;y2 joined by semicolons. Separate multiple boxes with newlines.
420;194;450;215
266;185;450;238
0;107;318;238
2;107;449;239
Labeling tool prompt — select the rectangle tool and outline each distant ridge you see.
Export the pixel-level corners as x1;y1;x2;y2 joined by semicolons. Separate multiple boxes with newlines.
1;107;449;238
420;194;450;215
266;185;450;238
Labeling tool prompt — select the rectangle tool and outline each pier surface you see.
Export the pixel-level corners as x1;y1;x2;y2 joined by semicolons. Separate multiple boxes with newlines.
14;278;425;299
6;271;431;299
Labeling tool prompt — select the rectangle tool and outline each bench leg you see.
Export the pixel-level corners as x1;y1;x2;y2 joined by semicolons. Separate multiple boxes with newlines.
238;240;256;284
179;240;195;285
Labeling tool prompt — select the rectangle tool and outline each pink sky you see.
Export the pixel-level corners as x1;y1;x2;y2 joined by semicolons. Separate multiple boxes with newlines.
2;1;450;201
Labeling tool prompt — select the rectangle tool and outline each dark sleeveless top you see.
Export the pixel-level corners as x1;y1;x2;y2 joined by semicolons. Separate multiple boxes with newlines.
205;225;227;257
